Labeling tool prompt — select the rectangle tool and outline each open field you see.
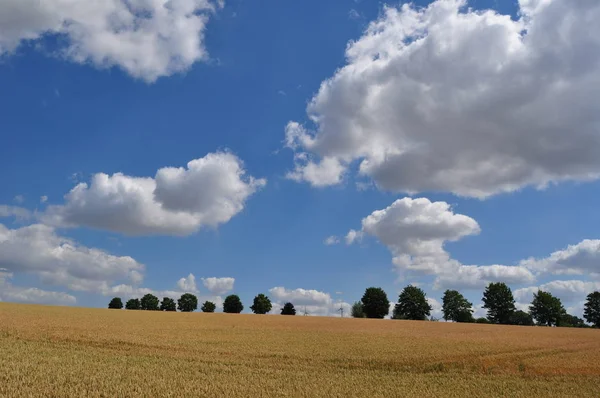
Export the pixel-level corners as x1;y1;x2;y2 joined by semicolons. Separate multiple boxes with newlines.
1;303;599;397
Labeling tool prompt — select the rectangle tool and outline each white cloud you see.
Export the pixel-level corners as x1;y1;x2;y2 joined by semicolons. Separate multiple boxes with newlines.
324;235;340;245
519;240;600;277
286;0;600;198
348;197;534;289
286;153;345;187
0;223;144;293
0;268;76;305
13;195;24;204
433;264;537;290
472;303;487;319
0;0;222;82
269;287;351;317
515;280;600;304
427;297;443;320
201;277;235;295
177;273;198;292
0;205;31;220
40;196;48;203
44;152;266;236
345;229;363;245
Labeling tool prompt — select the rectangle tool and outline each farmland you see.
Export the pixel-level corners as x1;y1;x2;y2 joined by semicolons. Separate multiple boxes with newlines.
1;303;599;397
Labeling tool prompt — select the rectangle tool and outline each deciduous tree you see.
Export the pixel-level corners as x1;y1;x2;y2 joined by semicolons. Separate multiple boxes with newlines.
560;313;587;328
361;287;390;319
584;291;600;327
223;294;244;314
178;293;198;312
201;301;216;313
351;301;365;318
441;290;473;322
160;297;176;312
393;285;432;320
529;290;565;326
108;297;123;309
141;294;160;311
125;298;141;310
510;310;534;326
250;293;272;314
482;282;516;324
281;302;296;315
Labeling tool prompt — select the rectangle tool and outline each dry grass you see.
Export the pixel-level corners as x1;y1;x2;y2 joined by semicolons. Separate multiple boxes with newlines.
1;303;599;397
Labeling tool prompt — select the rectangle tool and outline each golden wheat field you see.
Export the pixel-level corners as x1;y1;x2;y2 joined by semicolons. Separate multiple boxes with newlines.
1;303;599;397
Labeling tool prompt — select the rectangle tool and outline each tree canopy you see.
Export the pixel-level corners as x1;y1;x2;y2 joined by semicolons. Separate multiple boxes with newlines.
441;290;473;322
482;282;516;324
361;287;390;319
177;293;198;312
351;301;365;318
281;302;296;315
584;291;600;327
393;285;432;320
250;293;272;314
201;301;216;313
223;294;244;314
510;310;534;326
160;297;176;312
140;294;160;311
529;290;565;326
125;298;141;310
108;297;123;309
560;313;587;328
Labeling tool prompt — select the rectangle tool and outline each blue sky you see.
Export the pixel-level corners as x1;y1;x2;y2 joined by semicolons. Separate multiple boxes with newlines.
1;0;599;318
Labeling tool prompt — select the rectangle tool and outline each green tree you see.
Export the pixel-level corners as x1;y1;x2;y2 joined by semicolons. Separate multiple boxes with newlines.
529;290;565;326
482;282;516;324
510;310;534;326
201;301;216;313
177;293;198;312
351;301;365;318
442;290;473;322
250;293;272;314
140;294;160;311
160;297;176;312
223;294;244;314
560;313;587;328
475;317;490;324
281;302;296;315
393;285;432;320
108;297;123;309
125;298;141;310
584;291;600;327
361;287;390;319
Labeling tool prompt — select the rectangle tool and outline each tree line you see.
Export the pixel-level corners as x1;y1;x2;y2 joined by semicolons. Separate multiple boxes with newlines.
108;292;296;315
352;283;600;328
107;283;600;328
